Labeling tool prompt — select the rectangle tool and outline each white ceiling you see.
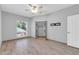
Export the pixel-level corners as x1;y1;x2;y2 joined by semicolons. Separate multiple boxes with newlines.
1;4;74;17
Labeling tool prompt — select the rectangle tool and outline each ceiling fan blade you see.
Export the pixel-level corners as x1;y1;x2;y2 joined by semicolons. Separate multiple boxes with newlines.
39;6;43;8
28;4;33;7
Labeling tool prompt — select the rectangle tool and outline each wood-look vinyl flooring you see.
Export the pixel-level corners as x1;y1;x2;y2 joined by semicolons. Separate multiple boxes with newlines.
0;38;79;55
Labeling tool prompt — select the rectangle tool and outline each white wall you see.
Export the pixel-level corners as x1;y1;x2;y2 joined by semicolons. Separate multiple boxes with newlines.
31;14;67;43
0;6;2;47
2;11;30;41
47;14;67;43
31;5;79;43
28;18;33;36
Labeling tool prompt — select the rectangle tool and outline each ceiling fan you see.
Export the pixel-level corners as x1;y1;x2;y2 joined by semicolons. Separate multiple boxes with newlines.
27;4;43;13
28;4;43;8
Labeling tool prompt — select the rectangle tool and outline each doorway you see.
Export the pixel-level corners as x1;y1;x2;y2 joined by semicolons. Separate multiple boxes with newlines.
67;14;79;48
16;20;28;38
36;21;47;39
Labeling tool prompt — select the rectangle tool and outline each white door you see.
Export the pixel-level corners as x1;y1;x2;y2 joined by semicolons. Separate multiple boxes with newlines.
0;14;1;47
67;15;79;48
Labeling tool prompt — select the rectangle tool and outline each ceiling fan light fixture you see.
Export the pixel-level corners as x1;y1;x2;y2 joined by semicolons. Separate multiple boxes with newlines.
28;4;42;13
32;9;38;13
31;6;38;13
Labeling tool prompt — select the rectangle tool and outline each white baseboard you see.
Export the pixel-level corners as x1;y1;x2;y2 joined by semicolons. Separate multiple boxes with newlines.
2;36;33;41
47;37;67;44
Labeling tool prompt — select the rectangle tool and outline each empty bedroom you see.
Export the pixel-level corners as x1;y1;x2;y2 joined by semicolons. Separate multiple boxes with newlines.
0;4;79;55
